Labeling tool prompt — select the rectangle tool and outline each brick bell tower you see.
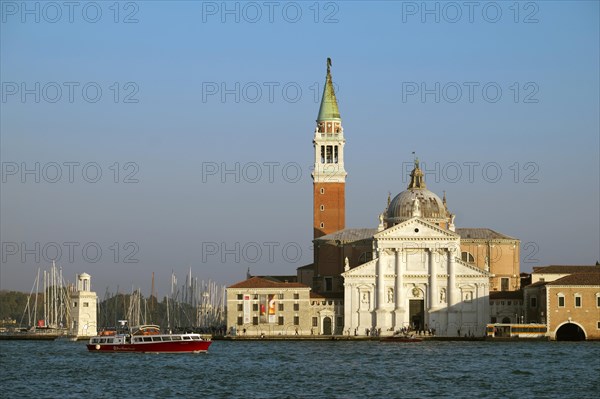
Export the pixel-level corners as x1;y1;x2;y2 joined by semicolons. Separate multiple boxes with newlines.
312;58;347;239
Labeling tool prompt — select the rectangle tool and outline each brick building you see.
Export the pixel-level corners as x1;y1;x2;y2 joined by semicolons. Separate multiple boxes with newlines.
524;265;600;340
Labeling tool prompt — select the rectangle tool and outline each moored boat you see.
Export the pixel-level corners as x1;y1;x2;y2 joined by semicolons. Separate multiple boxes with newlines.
380;334;423;343
87;322;212;353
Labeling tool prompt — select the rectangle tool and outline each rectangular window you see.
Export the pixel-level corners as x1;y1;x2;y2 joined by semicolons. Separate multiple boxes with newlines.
334;146;338;163
530;297;537;308
278;293;284;300
278;303;284;311
597;296;600;307
294;293;299;300
501;278;509;291
237;294;243;300
312;317;318;327
294;316;300;326
253;303;258;311
73;302;77;307
237;317;243;326
237;304;243;311
278;316;284;326
252;317;258;325
294;303;300;311
320;146;325;163
325;277;333;292
558;296;565;307
83;302;89;307
575;296;582;308
597;321;600;330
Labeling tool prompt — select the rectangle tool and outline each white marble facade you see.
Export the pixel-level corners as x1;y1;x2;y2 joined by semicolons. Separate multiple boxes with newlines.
342;218;490;337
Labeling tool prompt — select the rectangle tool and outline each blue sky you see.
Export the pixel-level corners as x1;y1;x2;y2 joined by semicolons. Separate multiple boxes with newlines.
1;1;598;295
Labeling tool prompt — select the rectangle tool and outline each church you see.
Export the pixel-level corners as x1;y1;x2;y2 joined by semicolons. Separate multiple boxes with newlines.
304;59;500;337
227;59;521;337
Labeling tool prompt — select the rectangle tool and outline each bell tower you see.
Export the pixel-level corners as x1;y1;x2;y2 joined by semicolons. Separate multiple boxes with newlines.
312;58;347;239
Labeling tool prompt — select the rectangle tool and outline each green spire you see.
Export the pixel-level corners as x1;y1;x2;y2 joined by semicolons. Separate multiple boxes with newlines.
317;57;341;121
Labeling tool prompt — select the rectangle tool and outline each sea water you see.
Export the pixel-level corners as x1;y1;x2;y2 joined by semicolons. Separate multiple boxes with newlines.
1;340;598;398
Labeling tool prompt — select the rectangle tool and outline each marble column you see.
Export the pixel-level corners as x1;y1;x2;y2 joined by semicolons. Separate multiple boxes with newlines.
375;254;385;311
394;249;404;329
475;283;482;335
428;248;437;309
343;281;352;335
375;250;387;330
447;247;457;335
447;248;456;307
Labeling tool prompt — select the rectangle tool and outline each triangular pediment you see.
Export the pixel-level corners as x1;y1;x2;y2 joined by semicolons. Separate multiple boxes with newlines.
342;257;377;278
374;217;459;240
454;258;491;277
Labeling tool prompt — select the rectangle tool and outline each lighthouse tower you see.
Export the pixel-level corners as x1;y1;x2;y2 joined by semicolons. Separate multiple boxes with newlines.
312;58;347;239
69;273;97;337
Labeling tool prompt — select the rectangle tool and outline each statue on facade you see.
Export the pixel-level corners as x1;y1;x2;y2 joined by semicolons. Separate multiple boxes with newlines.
344;257;350;271
412;197;421;217
361;292;369;304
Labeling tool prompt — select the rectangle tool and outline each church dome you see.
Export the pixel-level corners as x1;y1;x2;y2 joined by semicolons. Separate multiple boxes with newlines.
385;159;448;225
386;189;446;222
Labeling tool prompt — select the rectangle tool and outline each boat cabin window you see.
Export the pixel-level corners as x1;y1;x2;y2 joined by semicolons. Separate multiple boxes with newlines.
183;336;191;340
172;336;182;341
151;336;162;342
134;337;142;342
143;337;152;342
163;336;172;341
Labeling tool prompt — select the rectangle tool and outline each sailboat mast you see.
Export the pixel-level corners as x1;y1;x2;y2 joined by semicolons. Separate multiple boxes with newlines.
33;268;40;327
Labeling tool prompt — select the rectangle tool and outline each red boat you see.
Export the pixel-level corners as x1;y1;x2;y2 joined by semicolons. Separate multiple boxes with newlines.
87;323;212;353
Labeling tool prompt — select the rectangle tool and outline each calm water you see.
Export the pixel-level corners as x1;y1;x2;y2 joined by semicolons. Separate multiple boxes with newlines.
1;340;599;398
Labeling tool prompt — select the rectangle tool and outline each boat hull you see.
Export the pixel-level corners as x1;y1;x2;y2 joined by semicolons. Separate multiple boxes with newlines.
87;340;212;353
380;337;423;343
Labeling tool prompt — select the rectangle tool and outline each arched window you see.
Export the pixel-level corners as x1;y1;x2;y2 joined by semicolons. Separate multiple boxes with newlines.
320;188;325;194
320;222;324;228
461;251;475;263
320;205;325;211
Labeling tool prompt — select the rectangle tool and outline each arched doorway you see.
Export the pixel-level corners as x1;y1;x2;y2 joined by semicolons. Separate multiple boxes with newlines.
323;317;332;335
556;323;586;341
501;317;511;323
